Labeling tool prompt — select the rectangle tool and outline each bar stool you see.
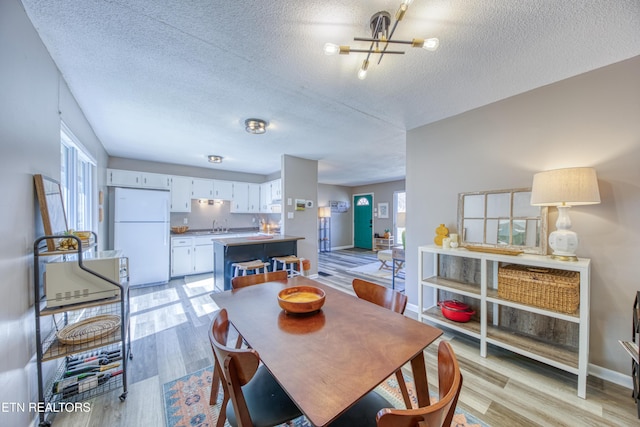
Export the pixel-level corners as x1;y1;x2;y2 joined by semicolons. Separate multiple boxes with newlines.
231;260;269;277
271;256;304;277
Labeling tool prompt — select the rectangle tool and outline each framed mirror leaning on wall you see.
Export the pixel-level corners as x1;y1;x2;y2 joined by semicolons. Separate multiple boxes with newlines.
457;188;548;255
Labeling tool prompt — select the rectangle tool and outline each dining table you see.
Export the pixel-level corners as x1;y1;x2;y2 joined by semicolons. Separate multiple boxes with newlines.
210;276;443;427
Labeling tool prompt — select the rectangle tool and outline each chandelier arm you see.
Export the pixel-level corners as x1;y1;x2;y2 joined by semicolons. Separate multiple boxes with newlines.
377;19;401;64
348;49;406;54
354;37;413;45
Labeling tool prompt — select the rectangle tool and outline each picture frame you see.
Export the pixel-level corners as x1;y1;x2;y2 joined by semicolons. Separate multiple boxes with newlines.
378;202;389;219
34;174;69;251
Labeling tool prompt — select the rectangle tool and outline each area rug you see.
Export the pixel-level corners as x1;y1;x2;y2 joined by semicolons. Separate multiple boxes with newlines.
346;261;405;280
163;366;488;427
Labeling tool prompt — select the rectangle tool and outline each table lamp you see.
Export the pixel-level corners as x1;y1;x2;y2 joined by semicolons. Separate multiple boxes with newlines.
530;167;600;261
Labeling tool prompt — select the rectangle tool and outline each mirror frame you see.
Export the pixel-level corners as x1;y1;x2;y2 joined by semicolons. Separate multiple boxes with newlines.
457;187;548;255
34;174;69;251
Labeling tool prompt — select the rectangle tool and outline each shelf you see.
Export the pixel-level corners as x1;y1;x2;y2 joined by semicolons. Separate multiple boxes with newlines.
39;295;123;316
486;326;579;372
486;288;580;323
421;276;481;298
418;244;590;399
421;306;481;339
620;340;639;364
42;329;123;362
36;242;97;257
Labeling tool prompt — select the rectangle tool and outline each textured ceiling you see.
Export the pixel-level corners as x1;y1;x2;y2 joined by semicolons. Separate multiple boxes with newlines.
21;0;640;186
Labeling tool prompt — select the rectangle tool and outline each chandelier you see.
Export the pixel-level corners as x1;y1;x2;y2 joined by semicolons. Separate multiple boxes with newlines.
323;0;439;80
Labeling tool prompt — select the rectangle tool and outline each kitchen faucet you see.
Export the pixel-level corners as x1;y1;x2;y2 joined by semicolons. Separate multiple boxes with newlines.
212;219;217;233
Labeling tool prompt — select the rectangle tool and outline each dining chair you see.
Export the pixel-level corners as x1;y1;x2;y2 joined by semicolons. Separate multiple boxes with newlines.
209;308;303;427
231;269;288;289
376;341;463;427
352;278;411;408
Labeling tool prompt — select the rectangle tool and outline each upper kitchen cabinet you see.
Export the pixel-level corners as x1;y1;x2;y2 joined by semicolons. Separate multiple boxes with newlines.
260;182;272;212
170;176;191;212
248;183;260;213
230;182;249;213
213;180;233;200
191;178;214;199
107;169;170;190
270;178;282;201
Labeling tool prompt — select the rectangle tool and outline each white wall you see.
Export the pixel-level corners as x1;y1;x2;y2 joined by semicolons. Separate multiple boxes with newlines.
0;1;108;425
406;56;640;375
318;184;353;249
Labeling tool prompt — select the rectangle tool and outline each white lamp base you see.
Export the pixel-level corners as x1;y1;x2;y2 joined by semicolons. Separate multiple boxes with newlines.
548;205;578;261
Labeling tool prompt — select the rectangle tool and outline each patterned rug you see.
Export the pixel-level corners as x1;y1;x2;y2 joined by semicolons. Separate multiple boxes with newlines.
346;261;405;281
163;365;489;427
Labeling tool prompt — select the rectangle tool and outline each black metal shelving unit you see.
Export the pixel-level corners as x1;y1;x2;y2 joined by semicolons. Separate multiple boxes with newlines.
33;234;132;427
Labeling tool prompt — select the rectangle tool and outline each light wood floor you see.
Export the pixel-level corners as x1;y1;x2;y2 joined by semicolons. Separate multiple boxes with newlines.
51;249;638;427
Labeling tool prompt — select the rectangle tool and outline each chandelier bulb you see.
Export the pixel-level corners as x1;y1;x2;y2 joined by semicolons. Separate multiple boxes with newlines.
357;68;368;80
401;0;414;6
324;43;340;55
422;37;439;51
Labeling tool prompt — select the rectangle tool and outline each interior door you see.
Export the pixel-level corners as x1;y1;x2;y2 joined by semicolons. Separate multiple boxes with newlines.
353;194;373;249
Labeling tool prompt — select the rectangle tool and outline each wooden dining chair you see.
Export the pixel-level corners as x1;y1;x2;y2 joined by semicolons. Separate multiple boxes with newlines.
209;308;303;427
352;278;411;408
231;269;288;289
376;341;463;427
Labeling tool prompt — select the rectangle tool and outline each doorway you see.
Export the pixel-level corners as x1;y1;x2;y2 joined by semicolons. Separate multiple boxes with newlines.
353;194;373;250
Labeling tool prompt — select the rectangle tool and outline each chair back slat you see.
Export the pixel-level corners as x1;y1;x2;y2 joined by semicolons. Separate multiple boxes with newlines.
352;278;408;314
231;270;288;289
376;341;463;427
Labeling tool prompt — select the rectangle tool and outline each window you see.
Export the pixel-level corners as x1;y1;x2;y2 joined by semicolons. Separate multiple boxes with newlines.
60;122;95;232
356;197;370;206
394;191;406;246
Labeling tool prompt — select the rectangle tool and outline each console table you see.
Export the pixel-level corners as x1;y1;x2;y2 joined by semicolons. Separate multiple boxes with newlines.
418;245;591;398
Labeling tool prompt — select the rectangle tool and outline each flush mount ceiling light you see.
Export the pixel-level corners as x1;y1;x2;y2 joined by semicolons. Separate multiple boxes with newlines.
245;118;267;134
208;155;223;163
324;0;439;80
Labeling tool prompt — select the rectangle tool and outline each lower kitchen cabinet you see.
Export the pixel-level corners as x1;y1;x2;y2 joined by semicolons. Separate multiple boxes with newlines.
171;235;216;277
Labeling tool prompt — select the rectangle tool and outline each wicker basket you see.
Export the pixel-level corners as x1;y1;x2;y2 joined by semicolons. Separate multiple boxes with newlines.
498;264;580;314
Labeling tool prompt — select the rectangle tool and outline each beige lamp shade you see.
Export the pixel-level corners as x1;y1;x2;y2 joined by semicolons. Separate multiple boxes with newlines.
318;206;332;218
530;167;601;206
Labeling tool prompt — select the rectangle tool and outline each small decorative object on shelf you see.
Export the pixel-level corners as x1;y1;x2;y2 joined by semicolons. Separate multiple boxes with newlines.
433;223;449;246
384;229;390;239
449;233;459;248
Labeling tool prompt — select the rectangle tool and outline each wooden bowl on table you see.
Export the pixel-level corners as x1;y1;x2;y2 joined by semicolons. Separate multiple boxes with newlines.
278;286;326;314
171;226;189;234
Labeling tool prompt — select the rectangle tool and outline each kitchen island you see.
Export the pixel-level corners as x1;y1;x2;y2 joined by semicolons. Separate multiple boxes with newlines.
213;235;304;291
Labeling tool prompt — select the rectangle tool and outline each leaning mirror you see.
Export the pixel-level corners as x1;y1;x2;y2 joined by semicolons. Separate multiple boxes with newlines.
34;174;69;251
457;188;548;255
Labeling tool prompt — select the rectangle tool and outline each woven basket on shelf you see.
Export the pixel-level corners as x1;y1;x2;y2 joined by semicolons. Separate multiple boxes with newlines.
57;314;121;345
498;264;580;314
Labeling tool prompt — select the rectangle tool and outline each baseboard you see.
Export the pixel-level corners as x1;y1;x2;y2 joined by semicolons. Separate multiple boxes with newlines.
405;304;633;390
589;363;633;390
331;245;354;251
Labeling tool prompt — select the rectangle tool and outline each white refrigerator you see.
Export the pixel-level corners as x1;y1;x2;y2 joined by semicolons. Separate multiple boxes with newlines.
111;187;170;286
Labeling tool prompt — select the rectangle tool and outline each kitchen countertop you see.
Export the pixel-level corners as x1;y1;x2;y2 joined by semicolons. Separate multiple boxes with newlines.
171;228;267;237
213;234;304;247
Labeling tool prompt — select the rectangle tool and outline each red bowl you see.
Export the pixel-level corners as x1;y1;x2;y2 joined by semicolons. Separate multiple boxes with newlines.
438;300;475;323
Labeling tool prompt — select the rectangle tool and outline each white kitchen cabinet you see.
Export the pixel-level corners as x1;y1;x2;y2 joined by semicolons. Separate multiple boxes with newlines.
170;176;192;212
213;180;233;200
231;182;249;213
270;178;282;201
107;169;142;187
418;245;591;398
192;178;214;199
248;183;260;213
171;237;193;277
193;236;215;273
141;172;171;189
107;169;169;189
260;182;272;212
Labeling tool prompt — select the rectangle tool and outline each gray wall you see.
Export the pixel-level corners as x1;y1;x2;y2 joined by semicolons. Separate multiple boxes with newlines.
318;184;353;249
282;155;318;275
352;180;405;239
1;1;109;424
406;56;640;377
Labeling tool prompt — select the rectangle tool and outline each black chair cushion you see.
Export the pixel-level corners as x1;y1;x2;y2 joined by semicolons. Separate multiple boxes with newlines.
226;364;303;427
328;390;392;427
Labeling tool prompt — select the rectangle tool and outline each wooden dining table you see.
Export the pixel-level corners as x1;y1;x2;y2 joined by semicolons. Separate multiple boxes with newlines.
210;276;443;427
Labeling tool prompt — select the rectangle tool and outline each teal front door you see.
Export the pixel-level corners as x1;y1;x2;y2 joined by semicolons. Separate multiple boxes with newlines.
353;195;373;250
